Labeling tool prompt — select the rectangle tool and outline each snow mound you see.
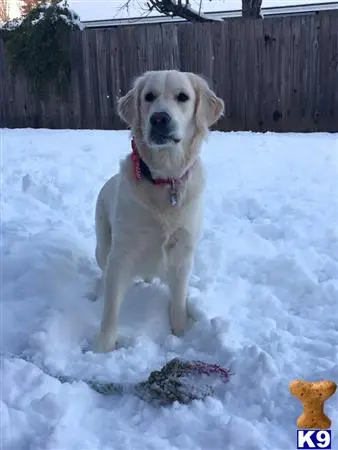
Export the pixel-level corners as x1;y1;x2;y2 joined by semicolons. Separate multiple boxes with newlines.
1;128;338;450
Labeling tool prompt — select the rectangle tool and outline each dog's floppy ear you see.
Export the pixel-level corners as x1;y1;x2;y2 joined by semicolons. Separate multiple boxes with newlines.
188;73;224;131
117;73;148;127
117;86;136;126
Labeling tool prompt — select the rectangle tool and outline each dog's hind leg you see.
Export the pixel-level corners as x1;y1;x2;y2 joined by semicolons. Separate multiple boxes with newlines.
87;275;104;302
95;194;111;271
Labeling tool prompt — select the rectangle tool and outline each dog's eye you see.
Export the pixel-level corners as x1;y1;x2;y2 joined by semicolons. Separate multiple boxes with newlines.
176;92;189;102
145;92;156;102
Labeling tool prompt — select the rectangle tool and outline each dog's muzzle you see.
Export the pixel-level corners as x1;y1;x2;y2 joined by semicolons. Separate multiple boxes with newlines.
149;112;180;145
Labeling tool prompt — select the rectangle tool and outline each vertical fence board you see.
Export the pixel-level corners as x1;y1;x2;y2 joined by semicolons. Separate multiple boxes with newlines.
0;12;337;132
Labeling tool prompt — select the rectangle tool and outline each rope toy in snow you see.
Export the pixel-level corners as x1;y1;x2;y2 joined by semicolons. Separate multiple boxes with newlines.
57;358;232;406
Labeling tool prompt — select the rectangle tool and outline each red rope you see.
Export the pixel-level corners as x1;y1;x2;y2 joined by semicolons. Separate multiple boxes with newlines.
187;361;232;383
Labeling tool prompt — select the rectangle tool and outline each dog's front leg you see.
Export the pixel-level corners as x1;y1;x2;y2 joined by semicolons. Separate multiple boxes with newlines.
94;252;130;353
166;229;194;337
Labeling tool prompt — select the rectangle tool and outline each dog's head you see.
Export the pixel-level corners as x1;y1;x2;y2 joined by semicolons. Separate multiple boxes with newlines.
118;70;224;150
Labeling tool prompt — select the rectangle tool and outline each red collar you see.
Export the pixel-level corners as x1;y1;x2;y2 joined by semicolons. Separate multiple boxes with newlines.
131;138;188;186
131;138;189;206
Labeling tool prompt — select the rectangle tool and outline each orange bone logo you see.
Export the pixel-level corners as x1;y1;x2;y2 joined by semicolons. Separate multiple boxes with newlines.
289;380;337;429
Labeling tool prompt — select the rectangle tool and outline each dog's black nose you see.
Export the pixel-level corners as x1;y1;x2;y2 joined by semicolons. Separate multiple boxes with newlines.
150;112;171;132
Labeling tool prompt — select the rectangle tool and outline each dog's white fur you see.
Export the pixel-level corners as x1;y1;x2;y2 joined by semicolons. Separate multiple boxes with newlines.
94;70;224;352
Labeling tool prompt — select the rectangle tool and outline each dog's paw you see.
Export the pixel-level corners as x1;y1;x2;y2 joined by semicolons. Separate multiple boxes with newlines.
93;333;117;353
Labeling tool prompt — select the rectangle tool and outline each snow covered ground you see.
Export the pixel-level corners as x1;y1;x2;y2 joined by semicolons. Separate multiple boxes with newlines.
1;128;338;450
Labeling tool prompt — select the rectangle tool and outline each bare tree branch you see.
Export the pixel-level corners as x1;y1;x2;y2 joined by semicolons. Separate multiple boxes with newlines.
147;0;215;21
0;0;10;22
117;0;263;23
20;0;42;16
118;0;219;23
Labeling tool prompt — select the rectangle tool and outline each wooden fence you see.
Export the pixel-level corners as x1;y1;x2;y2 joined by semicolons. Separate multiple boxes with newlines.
1;11;338;132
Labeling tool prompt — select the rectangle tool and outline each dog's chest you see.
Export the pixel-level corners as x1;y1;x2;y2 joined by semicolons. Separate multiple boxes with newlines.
131;207;180;250
125;217;176;279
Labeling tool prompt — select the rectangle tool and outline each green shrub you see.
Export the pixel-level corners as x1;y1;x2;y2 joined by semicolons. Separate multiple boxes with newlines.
1;1;83;95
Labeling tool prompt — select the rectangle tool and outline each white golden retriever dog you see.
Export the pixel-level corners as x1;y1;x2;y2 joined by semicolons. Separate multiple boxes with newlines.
94;70;224;352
